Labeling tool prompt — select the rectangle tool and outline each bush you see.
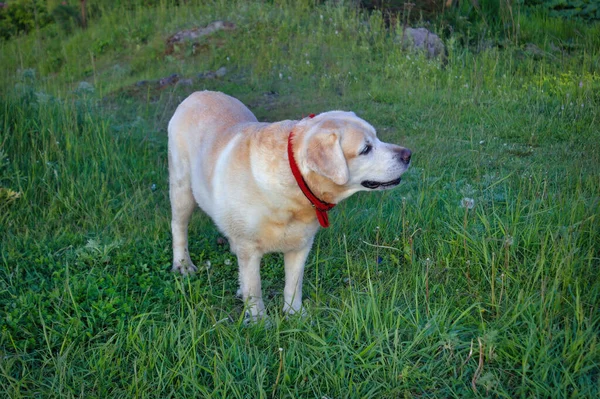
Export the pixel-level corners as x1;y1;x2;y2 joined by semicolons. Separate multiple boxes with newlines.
525;0;600;20
51;3;81;34
0;0;52;39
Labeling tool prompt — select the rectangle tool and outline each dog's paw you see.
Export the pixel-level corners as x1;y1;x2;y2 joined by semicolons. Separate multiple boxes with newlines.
172;261;198;276
283;306;308;319
243;310;271;328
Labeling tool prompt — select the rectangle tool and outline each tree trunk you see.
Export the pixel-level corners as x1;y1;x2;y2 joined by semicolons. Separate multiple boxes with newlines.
80;0;87;29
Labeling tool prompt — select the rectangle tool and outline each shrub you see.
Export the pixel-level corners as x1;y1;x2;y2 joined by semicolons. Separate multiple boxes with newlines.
525;0;600;20
0;0;51;39
51;3;81;33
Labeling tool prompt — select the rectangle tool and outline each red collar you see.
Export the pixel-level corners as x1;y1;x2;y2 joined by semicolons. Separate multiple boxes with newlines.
287;120;336;228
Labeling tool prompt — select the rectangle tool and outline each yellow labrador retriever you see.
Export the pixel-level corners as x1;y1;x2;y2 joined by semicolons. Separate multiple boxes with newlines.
168;91;411;320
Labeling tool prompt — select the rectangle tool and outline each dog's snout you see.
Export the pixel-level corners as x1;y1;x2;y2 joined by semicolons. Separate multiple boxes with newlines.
396;148;412;165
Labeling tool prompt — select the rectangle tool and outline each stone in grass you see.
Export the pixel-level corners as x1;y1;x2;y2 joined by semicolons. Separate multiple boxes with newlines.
159;74;179;87
198;71;216;80
197;67;227;80
167;21;236;46
399;27;447;63
177;78;194;87
215;66;227;78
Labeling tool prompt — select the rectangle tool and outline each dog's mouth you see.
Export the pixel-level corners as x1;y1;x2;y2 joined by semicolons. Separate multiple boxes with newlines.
361;177;402;190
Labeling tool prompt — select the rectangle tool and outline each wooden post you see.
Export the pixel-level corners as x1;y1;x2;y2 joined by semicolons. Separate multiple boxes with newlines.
80;0;87;29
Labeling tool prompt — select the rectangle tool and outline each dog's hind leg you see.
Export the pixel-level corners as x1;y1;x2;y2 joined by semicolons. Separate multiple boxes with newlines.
169;152;197;275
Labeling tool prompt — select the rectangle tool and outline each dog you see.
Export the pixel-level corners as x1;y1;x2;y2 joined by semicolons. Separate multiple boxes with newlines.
168;91;411;320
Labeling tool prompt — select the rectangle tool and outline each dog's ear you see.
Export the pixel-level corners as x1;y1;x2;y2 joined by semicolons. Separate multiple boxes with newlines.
306;131;349;185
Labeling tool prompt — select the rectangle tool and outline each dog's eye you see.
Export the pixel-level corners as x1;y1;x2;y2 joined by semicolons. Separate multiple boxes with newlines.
359;144;372;156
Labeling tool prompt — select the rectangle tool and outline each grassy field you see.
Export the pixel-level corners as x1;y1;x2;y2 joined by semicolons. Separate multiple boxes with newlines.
1;0;599;397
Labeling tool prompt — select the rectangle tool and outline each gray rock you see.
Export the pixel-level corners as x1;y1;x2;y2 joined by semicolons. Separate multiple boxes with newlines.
198;71;216;80
159;74;179;87
177;78;194;86
197;67;226;80
215;67;227;78
167;21;236;45
399;27;446;61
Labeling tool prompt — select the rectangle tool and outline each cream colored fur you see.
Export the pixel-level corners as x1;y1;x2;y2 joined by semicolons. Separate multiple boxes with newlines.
168;91;411;320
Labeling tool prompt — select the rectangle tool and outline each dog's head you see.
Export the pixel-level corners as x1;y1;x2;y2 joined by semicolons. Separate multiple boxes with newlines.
295;111;411;202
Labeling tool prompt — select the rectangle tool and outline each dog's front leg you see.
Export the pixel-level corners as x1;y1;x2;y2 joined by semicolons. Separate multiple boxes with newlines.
237;249;266;321
283;243;313;315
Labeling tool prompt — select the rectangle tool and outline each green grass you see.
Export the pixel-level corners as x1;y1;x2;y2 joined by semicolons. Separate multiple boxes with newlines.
1;0;599;397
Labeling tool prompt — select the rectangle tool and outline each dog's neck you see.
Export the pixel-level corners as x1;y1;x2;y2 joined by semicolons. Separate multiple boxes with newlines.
288;130;336;228
303;172;342;205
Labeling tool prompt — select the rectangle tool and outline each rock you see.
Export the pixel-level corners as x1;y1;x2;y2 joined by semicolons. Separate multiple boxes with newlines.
167;21;236;46
177;78;194;86
159;74;179;87
198;71;216;80
399;27;447;62
197;67;226;80
215;66;227;77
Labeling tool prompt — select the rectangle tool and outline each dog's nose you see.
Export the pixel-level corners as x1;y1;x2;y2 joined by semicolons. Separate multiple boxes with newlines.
397;148;411;165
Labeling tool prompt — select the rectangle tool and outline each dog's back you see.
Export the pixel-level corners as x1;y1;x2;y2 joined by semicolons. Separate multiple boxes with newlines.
168;91;257;168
